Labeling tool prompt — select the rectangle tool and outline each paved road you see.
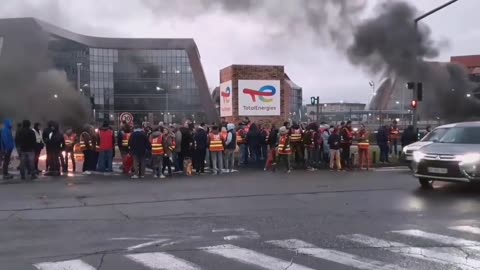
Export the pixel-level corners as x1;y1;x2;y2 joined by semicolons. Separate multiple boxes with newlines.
2;168;480;269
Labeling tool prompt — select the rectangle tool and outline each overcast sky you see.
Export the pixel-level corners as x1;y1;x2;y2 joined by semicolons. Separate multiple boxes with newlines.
1;0;478;104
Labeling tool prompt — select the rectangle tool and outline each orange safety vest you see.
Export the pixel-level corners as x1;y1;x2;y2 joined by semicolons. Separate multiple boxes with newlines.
122;132;131;147
290;128;302;143
209;133;224;152
278;135;292;155
150;136;165;156
64;134;77;148
221;131;228;142
390;127;400;140
79;132;90;151
357;131;370;150
237;129;246;145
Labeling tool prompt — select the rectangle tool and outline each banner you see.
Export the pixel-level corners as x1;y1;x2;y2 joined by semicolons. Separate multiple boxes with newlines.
238;80;281;116
220;80;233;117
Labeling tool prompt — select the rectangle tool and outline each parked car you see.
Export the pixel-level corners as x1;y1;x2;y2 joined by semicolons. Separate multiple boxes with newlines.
403;124;453;164
412;121;480;189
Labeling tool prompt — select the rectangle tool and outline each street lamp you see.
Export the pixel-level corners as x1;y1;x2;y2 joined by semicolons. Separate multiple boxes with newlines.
369;81;376;96
76;63;82;93
53;94;58;99
412;0;459;130
466;93;472;98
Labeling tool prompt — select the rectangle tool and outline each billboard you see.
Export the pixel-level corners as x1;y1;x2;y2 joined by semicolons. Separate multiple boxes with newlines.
238;80;281;116
220;80;233;117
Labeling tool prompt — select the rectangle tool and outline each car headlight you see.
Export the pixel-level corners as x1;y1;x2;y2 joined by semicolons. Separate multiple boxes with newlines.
413;151;425;162
458;153;480;165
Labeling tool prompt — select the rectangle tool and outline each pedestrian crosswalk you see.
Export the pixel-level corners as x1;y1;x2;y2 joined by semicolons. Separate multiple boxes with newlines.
31;225;480;269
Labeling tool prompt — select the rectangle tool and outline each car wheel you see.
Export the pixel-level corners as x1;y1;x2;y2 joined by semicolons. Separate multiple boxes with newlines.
419;178;434;189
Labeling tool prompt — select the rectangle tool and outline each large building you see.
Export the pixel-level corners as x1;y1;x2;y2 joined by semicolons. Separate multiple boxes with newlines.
285;74;303;116
306;102;366;122
0;17;217;124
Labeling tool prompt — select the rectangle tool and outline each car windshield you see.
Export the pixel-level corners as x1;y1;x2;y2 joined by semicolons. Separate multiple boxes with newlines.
437;127;480;144
421;128;449;142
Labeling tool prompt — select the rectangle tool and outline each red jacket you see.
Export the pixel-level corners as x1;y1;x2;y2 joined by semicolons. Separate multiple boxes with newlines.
97;128;115;151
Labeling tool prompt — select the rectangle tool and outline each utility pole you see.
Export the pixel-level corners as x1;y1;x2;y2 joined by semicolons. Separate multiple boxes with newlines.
412;0;458;130
311;96;320;123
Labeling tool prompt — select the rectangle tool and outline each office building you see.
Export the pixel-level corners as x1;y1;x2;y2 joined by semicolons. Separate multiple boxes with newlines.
0;17;217;124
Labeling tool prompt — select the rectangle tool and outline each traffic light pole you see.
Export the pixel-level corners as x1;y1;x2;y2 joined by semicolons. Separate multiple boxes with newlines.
412;0;458;132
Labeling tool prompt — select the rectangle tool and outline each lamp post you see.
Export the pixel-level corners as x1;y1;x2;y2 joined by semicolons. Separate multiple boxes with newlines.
412;0;459;130
369;81;375;96
76;63;82;93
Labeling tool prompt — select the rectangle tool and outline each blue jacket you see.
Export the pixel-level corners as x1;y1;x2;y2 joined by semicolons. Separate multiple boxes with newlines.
1;120;14;152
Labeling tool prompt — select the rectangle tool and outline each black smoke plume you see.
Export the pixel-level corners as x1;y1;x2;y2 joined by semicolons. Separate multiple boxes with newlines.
0;19;91;127
347;1;480;121
2;0;478;122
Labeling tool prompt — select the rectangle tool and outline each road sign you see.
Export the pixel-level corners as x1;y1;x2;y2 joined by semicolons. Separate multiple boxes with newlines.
119;112;134;126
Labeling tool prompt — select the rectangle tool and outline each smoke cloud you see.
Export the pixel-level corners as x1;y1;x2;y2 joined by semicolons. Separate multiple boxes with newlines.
0;17;91;128
347;1;480;121
1;0;478;122
0;67;92;128
141;0;479;121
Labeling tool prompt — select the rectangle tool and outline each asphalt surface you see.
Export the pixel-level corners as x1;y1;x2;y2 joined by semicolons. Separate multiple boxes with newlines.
2;167;480;270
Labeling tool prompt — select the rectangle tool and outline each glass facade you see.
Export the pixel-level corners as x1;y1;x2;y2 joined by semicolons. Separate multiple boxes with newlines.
46;36;206;125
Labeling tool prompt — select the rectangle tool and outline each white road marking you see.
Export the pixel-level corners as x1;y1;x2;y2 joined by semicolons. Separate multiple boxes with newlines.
341;234;480;270
267;239;408;270
451;226;480;235
126;252;201;270
212;228;260;241
393;229;480;251
201;244;314;270
34;259;96;270
127;239;169;251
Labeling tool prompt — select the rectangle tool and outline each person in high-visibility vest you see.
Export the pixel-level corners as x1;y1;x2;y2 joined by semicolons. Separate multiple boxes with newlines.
357;124;370;170
389;120;400;158
277;126;292;173
208;126;225;175
150;127;166;179
289;123;304;168
63;128;77;173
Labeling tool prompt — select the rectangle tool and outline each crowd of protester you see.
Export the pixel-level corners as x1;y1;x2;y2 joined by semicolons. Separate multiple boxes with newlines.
0;117;420;181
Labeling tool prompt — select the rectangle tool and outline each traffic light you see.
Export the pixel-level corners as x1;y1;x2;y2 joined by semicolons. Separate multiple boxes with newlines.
417;83;423;101
310;96;319;105
411;100;418;109
406;82;415;90
311;97;315;105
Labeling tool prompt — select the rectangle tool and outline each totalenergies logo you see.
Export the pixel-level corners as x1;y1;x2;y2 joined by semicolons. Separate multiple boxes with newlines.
221;86;231;103
243;85;276;103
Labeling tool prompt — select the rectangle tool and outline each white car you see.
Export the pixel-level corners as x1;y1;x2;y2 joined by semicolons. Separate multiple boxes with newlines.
403;124;454;162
